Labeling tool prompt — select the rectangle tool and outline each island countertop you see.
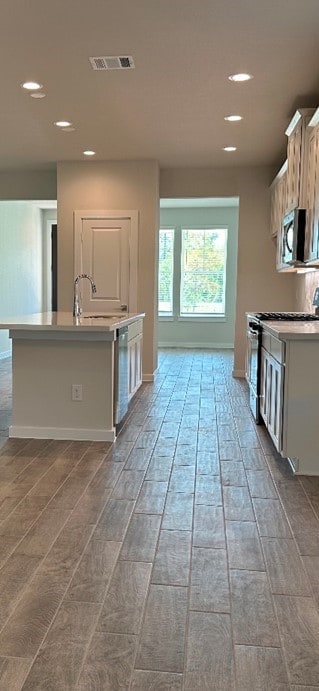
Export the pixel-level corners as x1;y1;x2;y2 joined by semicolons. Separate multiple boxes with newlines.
0;311;145;333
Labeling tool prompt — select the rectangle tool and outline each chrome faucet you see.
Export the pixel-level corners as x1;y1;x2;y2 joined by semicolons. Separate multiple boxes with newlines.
73;274;97;317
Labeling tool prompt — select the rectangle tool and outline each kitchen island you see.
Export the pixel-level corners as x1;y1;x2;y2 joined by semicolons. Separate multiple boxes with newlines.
0;311;144;441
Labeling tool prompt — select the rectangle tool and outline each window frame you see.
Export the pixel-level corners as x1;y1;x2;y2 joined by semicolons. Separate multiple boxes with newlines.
158;226;175;318
158;224;228;322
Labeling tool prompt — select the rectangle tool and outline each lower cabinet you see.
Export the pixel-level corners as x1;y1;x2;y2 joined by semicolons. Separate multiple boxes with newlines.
260;346;283;452
259;328;319;475
128;319;143;400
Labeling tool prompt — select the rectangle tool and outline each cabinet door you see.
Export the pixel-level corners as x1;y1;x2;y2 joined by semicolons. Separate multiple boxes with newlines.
128;332;143;400
270;172;287;238
260;348;268;423
311;127;319;260
267;356;283;452
304;126;319;263
260;348;283;452
286;124;301;213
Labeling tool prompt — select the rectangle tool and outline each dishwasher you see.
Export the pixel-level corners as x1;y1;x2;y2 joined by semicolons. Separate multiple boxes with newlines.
114;326;129;426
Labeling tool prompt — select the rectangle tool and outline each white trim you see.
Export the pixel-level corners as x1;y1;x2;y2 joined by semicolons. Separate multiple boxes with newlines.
74;209;139;312
0;350;11;361
285;108;315;136
158;342;233;349
142;373;154;382
9;425;116;442
177;316;227;323
232;369;245;378
309;107;319;128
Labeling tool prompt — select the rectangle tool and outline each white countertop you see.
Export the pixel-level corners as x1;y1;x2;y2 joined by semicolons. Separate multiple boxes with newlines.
261;321;319;340
0;311;145;332
247;313;319;341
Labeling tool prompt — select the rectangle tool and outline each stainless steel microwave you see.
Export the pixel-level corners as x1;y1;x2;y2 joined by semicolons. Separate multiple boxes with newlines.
281;208;306;266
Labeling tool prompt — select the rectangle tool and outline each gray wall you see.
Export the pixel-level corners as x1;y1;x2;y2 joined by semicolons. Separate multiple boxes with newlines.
57;160;160;378
160;167;296;374
0;163;297;375
0;171;56;200
158;205;239;347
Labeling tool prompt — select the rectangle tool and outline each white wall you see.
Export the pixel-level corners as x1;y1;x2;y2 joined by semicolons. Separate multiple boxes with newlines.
0;202;52;357
158;205;239;347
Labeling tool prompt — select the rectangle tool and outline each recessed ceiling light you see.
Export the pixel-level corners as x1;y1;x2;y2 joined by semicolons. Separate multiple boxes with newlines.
224;115;242;122
54;120;73;128
30;92;46;99
223;146;237;152
83;150;96;156
228;73;253;82
21;81;43;90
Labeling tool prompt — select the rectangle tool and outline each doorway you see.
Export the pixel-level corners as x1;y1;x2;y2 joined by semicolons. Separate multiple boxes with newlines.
158;197;239;349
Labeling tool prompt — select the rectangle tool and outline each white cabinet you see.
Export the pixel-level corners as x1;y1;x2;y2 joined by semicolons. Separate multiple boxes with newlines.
259;325;319;475
270;161;287;238
128;319;143;400
260;333;284;452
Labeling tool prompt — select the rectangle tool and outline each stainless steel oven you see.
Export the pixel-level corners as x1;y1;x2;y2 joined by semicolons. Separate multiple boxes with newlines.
245;317;262;423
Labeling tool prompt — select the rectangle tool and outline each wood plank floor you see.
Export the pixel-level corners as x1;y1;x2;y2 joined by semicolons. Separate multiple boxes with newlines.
1;350;319;689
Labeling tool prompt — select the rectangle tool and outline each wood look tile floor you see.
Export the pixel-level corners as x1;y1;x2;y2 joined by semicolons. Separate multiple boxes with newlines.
1;351;319;689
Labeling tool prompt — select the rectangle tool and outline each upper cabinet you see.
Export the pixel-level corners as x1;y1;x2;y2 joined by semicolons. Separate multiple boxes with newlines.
270;160;287;238
304;108;319;264
285;108;315;214
270;107;319;271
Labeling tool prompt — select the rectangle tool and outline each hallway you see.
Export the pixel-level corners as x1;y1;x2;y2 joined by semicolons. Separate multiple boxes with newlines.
0;350;319;689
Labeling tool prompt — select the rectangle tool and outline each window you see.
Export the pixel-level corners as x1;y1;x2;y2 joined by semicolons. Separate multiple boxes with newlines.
158;226;227;318
158;228;174;316
180;228;227;316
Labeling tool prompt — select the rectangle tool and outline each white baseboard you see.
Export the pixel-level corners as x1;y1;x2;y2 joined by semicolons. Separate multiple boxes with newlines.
9;425;116;442
0;350;11;361
142;373;154;382
232;369;245;378
158;342;233;349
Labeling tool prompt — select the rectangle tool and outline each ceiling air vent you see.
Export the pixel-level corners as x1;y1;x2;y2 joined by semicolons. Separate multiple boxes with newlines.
89;56;135;70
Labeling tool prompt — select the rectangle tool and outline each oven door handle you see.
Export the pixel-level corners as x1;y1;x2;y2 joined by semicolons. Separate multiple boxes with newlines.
248;321;261;333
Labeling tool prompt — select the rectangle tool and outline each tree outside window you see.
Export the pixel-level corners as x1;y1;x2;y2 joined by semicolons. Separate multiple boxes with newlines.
158;226;227;318
181;228;227;316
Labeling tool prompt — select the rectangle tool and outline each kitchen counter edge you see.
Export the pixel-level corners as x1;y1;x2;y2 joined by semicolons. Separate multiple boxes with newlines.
0;311;145;333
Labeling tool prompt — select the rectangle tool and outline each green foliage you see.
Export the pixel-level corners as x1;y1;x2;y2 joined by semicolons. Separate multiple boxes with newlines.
181;229;226;312
158;227;227;315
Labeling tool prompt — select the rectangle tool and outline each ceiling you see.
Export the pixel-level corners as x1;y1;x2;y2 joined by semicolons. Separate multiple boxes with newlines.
2;0;319;172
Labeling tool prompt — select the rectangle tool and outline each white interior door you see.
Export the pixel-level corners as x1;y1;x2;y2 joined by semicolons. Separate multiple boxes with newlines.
74;211;138;313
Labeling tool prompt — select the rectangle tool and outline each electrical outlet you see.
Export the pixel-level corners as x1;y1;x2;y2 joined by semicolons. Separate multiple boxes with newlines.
72;384;83;401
